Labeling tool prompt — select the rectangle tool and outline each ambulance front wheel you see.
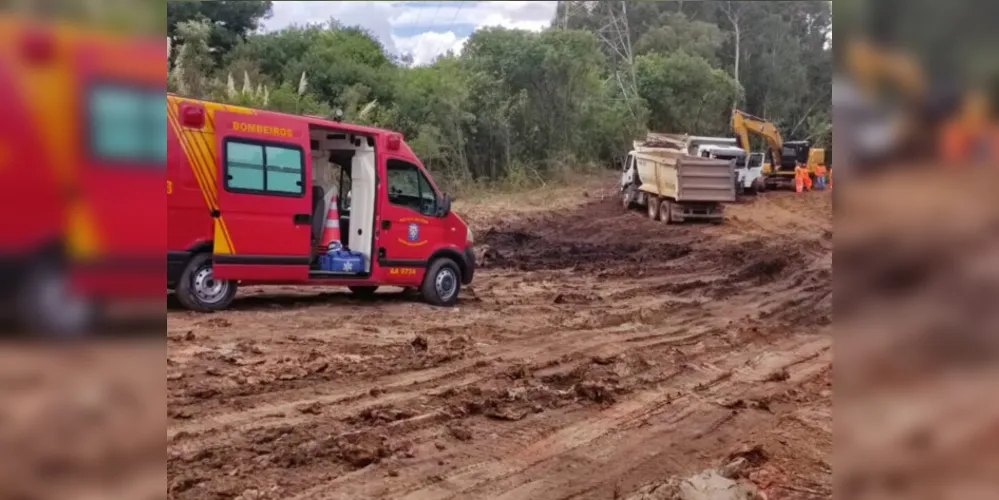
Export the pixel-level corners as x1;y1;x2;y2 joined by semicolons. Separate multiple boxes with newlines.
421;258;461;307
176;253;237;312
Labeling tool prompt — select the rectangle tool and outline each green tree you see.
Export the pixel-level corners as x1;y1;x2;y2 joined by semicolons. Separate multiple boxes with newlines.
169;19;217;98
635;12;728;64
635;51;742;134
224;22;397;110
167;0;273;62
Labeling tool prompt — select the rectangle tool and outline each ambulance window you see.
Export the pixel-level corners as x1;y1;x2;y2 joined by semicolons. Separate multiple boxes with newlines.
387;159;437;215
149;96;167;162
226;142;264;190
418;172;438;215
264;146;303;194
88;86;166;163
224;139;304;196
88;85;165;165
386;161;421;212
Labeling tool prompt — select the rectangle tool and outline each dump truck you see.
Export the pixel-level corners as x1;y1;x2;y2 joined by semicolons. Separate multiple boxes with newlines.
620;136;737;223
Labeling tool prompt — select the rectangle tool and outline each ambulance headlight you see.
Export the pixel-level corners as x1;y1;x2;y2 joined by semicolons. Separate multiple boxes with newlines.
466;228;474;245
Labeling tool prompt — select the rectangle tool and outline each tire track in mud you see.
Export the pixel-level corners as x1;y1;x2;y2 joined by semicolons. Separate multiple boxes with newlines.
167;185;832;500
171;282;790;450
169;282;718;436
169;307;728;465
291;336;831;500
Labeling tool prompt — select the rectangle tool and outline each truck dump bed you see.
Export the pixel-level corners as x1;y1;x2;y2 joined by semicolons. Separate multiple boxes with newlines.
634;146;736;203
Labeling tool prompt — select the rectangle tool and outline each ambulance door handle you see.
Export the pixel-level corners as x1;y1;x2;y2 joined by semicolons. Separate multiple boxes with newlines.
382;220;391;230
293;213;311;225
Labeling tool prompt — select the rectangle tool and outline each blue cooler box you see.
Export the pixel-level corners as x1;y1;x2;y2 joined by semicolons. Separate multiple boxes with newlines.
320;250;364;273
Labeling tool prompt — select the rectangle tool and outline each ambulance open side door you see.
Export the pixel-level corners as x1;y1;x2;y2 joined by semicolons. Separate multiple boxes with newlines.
211;110;313;281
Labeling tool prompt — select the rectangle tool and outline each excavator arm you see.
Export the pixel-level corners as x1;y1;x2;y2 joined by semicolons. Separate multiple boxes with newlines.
731;109;784;170
845;39;926;104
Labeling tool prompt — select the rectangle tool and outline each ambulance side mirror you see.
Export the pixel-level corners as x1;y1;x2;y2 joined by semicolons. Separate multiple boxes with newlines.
438;193;452;217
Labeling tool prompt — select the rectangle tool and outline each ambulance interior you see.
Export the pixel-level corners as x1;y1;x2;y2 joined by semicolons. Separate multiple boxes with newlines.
308;127;376;275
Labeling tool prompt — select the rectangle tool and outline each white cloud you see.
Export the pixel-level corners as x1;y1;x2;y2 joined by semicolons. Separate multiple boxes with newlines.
391;1;556;31
263;1;402;53
393;31;468;66
264;1;558;65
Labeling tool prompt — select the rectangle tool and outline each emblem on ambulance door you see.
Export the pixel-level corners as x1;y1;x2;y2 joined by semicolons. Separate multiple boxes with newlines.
407;223;420;242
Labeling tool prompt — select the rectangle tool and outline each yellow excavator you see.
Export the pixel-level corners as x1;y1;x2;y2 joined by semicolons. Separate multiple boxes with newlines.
842;38;996;167
731;109;827;190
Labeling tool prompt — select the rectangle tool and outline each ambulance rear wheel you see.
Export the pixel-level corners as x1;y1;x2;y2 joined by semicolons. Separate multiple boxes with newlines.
176;253;237;312
421;258;461;307
348;286;379;298
19;262;98;337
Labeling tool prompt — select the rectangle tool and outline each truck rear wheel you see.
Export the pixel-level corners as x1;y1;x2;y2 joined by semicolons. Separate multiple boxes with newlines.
659;200;674;224
647;195;661;221
421;258;461;307
176;253;237;312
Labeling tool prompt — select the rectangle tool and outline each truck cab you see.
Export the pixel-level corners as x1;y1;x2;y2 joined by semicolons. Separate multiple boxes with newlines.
167;98;474;311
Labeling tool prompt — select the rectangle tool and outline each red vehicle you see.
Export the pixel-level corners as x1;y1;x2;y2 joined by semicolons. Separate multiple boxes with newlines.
167;96;475;311
0;17;164;335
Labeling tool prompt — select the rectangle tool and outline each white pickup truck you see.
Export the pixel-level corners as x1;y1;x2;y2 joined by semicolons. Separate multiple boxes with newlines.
620;137;736;223
685;136;765;195
693;145;766;195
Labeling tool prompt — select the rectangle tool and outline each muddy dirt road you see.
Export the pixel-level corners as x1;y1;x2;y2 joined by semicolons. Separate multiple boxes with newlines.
168;177;832;500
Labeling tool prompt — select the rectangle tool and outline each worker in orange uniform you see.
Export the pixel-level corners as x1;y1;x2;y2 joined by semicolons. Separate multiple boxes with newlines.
794;164;813;192
940;119;969;164
940;88;990;164
813;163;828;190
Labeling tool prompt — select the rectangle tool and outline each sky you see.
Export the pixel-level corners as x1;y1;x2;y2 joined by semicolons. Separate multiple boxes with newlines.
261;1;559;66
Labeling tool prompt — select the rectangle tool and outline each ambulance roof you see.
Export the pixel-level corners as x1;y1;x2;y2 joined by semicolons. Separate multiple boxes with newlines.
166;94;401;139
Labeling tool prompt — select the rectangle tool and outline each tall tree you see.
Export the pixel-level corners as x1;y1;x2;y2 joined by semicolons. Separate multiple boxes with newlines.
634;12;728;64
635;51;742;134
719;1;746;88
167;1;273;63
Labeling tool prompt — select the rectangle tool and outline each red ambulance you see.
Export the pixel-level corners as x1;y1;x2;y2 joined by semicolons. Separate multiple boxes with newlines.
167;96;476;311
0;17;164;335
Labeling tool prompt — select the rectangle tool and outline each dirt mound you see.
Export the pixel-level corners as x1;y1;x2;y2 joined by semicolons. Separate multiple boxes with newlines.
478;194;819;291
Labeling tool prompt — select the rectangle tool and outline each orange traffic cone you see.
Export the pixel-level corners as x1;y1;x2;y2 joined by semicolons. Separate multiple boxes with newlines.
319;197;341;251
